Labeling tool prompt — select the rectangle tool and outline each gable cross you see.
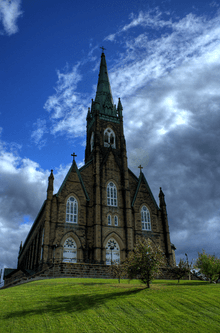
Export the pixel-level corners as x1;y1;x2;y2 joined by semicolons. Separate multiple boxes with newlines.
138;165;143;174
71;152;77;161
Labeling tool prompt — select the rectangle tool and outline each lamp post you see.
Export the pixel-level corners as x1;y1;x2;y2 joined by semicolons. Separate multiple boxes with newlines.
185;253;190;280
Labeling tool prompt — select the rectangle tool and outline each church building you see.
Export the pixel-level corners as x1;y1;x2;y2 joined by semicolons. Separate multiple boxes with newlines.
4;52;175;286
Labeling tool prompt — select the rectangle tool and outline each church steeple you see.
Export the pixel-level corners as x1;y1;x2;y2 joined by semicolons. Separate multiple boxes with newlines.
95;52;113;106
85;51;124;163
91;52;117;117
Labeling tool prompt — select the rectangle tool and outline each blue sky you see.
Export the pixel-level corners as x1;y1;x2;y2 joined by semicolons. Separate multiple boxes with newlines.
1;0;220;278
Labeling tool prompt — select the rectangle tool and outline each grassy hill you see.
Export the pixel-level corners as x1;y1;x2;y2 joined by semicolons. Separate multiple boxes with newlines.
0;278;220;332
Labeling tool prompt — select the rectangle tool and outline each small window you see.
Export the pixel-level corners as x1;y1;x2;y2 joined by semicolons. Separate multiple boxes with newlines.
108;215;111;225
141;206;151;231
114;216;118;226
104;128;116;148
90;132;94;152
107;182;117;207
66;197;78;223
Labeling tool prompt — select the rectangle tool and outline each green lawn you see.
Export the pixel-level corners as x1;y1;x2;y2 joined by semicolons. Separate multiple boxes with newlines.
0;278;220;332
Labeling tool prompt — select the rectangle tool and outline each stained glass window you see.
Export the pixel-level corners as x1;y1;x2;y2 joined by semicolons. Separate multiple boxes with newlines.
107;182;117;207
141;206;151;231
66;197;78;223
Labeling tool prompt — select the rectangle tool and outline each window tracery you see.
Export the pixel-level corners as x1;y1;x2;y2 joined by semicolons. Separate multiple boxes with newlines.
66;197;78;223
141;206;151;231
104;128;116;148
107;182;117;206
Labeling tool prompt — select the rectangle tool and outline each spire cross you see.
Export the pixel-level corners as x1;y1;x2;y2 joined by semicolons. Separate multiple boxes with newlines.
71;152;77;161
138;165;143;174
100;46;106;52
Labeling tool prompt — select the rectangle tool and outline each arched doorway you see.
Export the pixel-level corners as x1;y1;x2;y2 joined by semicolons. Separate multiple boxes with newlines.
63;237;77;263
105;238;120;265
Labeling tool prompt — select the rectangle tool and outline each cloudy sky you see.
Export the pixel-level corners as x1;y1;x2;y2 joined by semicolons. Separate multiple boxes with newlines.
1;0;220;279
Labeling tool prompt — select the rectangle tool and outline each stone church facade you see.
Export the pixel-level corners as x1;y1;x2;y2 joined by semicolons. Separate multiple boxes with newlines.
4;52;175;286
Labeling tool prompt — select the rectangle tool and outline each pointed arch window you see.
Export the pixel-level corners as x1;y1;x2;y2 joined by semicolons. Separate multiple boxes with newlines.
141;206;151;231
107;215;111;225
90;132;94;152
66;197;78;223
63;237;77;263
105;238;120;265
104;128;116;148
107;182;117;207
114;216;118;226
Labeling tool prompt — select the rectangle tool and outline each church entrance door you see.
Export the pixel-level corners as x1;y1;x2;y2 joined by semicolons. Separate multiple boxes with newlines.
105;238;120;265
63;237;77;263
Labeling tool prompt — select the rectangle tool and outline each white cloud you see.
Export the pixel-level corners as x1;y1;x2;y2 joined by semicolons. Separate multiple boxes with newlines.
0;140;69;271
104;9;220;261
31;118;47;149
44;63;88;138
0;0;23;35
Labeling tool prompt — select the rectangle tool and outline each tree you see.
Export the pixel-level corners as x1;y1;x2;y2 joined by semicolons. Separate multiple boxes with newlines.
123;238;166;288
194;250;220;283
170;258;191;283
108;262;125;283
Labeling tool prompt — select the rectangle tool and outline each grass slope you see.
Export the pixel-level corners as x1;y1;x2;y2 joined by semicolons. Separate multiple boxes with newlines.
0;279;220;332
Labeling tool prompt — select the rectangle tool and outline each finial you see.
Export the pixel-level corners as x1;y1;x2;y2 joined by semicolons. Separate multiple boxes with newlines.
71;152;77;161
138;165;143;174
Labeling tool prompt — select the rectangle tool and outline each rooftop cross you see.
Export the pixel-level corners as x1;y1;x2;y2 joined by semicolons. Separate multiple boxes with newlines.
71;152;77;161
138;165;143;174
100;46;106;52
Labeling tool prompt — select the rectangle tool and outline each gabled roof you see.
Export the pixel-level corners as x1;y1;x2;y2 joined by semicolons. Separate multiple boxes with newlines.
56;160;90;201
131;171;159;210
18;200;46;258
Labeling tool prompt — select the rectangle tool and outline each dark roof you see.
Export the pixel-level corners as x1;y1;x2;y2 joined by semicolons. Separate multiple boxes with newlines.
3;268;17;279
18;200;46;259
56;160;90;201
131;171;159;210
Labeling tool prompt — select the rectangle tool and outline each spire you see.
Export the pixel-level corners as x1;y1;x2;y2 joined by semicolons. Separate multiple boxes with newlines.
117;98;123;117
19;241;23;254
93;52;116;116
159;187;166;208
47;170;54;200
